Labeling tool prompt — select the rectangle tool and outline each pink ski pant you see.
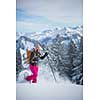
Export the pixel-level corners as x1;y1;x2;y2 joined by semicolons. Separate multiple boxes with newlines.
26;64;38;83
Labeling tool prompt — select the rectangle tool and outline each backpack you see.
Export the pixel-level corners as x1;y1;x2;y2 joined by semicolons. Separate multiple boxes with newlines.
27;50;32;64
27;48;37;64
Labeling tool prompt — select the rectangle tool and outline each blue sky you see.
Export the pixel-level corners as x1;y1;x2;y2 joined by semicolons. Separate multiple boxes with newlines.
16;0;83;32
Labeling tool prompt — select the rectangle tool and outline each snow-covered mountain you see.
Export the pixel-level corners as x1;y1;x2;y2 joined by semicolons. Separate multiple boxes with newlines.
16;26;82;50
16;25;83;84
16;25;83;68
16;25;82;43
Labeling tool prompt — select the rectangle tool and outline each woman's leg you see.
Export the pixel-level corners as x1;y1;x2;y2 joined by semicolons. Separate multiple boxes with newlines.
26;64;34;81
26;64;38;83
31;65;38;83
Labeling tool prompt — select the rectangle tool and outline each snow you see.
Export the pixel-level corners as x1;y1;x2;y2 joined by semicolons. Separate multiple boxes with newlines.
17;62;82;100
16;83;83;100
17;63;82;100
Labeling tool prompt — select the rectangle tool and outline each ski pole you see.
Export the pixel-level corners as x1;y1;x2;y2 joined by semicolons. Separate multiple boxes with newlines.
37;42;57;82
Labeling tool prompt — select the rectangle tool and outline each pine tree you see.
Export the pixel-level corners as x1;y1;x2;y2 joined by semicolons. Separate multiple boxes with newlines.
47;34;70;79
67;39;78;79
67;38;83;85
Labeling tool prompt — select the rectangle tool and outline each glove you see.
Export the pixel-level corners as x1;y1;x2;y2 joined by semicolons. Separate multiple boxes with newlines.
45;52;48;56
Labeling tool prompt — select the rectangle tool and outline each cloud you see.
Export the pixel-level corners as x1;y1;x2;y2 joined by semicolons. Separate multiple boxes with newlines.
16;21;53;32
16;0;83;24
16;20;74;32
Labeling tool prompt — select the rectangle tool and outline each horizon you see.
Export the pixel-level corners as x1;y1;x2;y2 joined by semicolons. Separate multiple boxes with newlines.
16;25;83;33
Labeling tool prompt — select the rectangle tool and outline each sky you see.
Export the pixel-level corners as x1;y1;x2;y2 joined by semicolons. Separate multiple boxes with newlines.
16;0;83;32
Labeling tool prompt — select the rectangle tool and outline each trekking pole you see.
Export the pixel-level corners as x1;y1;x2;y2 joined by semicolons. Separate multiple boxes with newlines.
46;54;57;82
37;42;57;82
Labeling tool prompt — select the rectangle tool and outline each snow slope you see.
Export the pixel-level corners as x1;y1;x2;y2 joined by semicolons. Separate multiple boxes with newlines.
16;83;83;100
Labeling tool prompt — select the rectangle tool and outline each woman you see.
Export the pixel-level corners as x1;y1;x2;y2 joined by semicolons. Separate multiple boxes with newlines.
26;45;48;83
